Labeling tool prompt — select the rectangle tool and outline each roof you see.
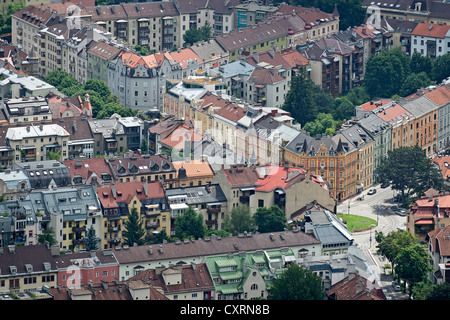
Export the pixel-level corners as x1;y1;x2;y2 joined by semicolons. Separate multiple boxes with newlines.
243;48;291;70
159;124;203;149
108;154;176;177
88;41;122;61
358;99;392;112
0;244;56;277
172;160;214;178
214;103;247;123
401;95;438;118
281;48;309;67
52;118;93;142
425;84;450;107
53;250;117;269
276;5;337;26
64;157;113;182
129;263;214;295
248;67;285;85
254;166;308;192
112;229;321;264
327;274;387;300
6;124;69;140
215;20;287;52
373;103;413;125
164;48;203;69
412;22;450;39
165;184;227;205
427;225;450;257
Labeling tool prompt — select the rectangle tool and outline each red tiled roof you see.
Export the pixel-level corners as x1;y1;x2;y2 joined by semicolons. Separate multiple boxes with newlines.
255;166;307;192
415;218;434;225
159;124;203;149
281;48;309;67
374;103;412;124
327;274;386;300
433;156;450;180
358;99;392;112
214;103;246;123
248;67;285;85
425;84;450;107
64;157;112;182
412;22;450;38
164;48;203;69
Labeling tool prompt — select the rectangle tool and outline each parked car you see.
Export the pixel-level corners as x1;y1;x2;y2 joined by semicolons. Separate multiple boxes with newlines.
395;285;401;292
368;188;377;195
381;182;390;188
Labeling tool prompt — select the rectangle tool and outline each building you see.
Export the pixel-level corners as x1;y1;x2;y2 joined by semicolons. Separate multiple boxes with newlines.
88;117;127;157
233;2;279;30
165;183;227;233
206;247;296;300
0;244;58;295
411;22;450;59
13;160;71;190
130;263;214;300
426;84;450;152
303;210;354;255
64;157;113;186
0;168;30;202
327;272;386;300
426;225;450;284
112;229;322;282
87;40;123;84
400;94;439;157
408;194;450;242
0;72;55;100
6;124;70;163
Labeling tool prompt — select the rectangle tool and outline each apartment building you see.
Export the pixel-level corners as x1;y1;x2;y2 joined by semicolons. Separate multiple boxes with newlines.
411;22;450;59
6;123;70;163
87;40;123;84
426;84;450;152
0;69;55;100
1;96;52;125
233;2;278;30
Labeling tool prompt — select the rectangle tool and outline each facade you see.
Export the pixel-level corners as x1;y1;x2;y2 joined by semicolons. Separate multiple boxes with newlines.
426;84;450;152
13;160;71;190
112;229;322;282
6;124;70;163
426;225;450;284
0;168;30;202
89;117;128;157
411;22;450;59
64;157;113;186
1;96;51;125
0;244;58;295
87;40;123;84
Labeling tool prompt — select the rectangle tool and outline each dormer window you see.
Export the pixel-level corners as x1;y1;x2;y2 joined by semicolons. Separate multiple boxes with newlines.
25;264;33;273
9;266;17;274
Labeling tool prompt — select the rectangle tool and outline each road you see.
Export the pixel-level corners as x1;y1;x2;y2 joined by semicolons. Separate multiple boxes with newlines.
337;184;409;299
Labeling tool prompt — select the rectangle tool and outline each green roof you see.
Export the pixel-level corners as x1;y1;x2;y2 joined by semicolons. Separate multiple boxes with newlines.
220;271;243;281
251;255;266;264
215;258;238;268
216;283;242;294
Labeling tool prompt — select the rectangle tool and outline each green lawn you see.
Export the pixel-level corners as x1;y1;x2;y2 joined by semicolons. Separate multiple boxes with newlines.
337;214;377;232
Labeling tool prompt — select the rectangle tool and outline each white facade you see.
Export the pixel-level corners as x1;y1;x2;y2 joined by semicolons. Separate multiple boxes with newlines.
411;29;450;58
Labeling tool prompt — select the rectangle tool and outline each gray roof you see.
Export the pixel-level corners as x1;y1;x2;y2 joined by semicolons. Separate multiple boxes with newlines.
165;184;227;205
401;95;438;118
189;39;228;61
305;210;353;245
211;60;255;78
88;118;125;138
284;131;314;154
0;169;31;190
357;113;391;136
13;160;71;189
335;123;374;151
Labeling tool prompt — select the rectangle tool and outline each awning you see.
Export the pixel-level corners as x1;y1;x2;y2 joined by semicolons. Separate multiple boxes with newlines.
138;18;149;22
207;202;222;206
254;84;265;88
322;58;331;65
240;187;255;191
170;203;189;210
95;21;106;24
415;218;434;225
116;20;128;23
232;76;241;81
145;204;159;209
21;145;36;150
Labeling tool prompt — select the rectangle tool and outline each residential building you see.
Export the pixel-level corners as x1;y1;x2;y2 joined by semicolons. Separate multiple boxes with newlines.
247;65;288;108
426;84;450;152
400;94;439;157
381;18;418;56
214;164;334;220
206;247;296;300
53;117;95;159
27;186;102;253
233;2;278;30
355;99;393;119
13;160;71;190
411;22;450;59
47;93;93;120
97;180;170;249
53;249;119;288
147;117;185;154
64;157;113;186
129;263;214;300
408;195;450;242
357;113;392;182
276;4;340;42
88;117;127;157
6;124;70;163
209;60;255;99
87;40;123;84
0;244;58;294
0;168;30;202
327;272;387;300
105;154;177;187
172;160;215;188
333;123;374;196
426;225;450;284
0;96;51;125
0;70;55;100
189;39;230;71
214;20;288;62
83;2;180;51
157;121;204;157
165;183;227;233
112;229;322;281
362;0;450;28
303;210;354;255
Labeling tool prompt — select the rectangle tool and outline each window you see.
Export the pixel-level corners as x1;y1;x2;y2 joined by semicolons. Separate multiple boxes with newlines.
251;284;258;290
258;199;264;208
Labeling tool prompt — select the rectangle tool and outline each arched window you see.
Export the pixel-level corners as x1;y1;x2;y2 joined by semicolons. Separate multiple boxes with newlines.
251;284;258;290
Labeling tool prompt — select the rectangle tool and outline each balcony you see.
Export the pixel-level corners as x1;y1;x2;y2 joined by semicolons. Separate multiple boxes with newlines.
108;225;121;232
72;238;84;245
108;237;121;244
146;221;160;229
239;195;249;203
207;207;220;214
72;226;86;233
205;219;218;226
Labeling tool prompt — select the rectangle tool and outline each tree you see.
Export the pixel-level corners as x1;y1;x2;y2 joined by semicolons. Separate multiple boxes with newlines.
410;51;433;78
183;22;212;46
148;229;171;244
175;206;206;240
411;280;434;300
122;207;146;246
377;145;445;202
333;97;355;121
84;225;99;251
395;243;432;297
399;72;432;97
427;282;450;300
46;151;60;161
0;1;25;36
303;113;339;136
376;230;417;272
140;138;149;154
364;48;410;98
37;227;57;246
134;44;148;56
270;264;325;300
431;53;450;83
282;68;319;126
223;204;255;235
253;205;287;233
344;86;371;106
84;79;111;101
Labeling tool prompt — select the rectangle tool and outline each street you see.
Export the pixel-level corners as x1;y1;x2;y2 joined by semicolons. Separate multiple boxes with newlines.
337;184;409;299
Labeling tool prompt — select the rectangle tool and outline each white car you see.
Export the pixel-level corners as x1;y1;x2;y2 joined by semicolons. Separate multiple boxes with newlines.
367;189;377;195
